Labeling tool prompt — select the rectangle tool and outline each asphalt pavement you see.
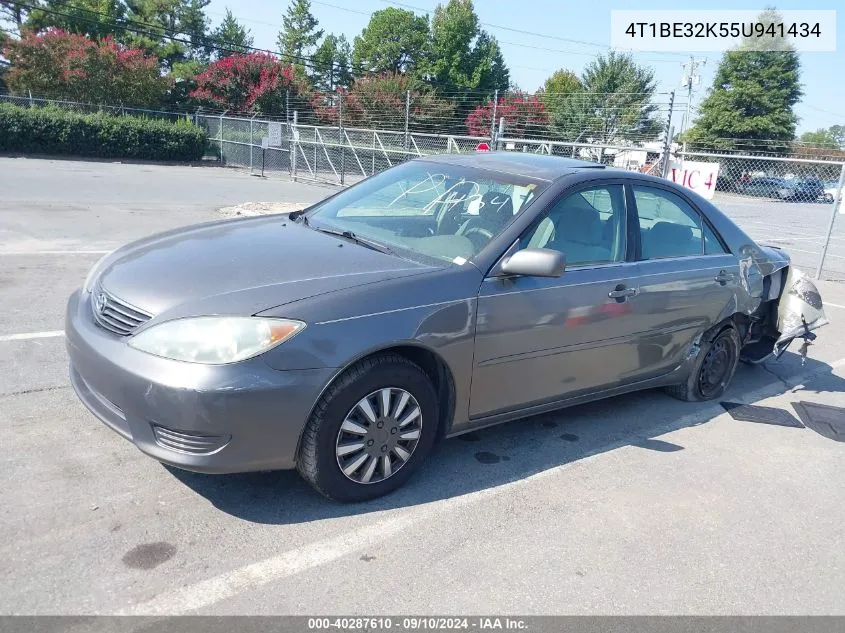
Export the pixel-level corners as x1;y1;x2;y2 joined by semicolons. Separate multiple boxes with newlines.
1;157;844;616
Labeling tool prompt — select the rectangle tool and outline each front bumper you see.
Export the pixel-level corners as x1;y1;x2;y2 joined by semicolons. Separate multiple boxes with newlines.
65;289;335;473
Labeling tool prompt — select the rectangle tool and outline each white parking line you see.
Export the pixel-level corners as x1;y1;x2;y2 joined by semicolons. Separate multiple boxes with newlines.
117;513;420;615
825;302;845;310
119;356;845;616
0;331;64;342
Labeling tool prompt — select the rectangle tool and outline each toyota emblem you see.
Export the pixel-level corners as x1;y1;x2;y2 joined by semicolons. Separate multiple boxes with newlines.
95;292;108;314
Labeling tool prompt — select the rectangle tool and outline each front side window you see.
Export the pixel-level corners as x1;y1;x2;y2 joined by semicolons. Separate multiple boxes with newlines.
633;186;705;259
522;185;627;267
305;161;546;264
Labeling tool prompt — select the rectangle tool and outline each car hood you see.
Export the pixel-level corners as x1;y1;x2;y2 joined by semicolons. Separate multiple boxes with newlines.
96;215;434;318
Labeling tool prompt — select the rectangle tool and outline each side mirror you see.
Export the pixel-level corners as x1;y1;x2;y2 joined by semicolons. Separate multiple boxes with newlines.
500;248;565;278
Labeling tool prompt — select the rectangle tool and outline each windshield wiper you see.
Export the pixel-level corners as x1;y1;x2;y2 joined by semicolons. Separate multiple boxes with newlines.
308;225;393;255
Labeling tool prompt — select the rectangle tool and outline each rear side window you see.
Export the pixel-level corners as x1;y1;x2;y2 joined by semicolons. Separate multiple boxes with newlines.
633;186;705;259
702;221;728;254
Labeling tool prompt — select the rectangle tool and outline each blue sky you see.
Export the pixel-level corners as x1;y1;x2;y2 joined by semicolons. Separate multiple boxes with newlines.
204;0;844;134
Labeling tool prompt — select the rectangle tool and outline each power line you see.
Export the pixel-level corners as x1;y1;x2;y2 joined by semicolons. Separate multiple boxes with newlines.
10;0;347;74
376;0;695;60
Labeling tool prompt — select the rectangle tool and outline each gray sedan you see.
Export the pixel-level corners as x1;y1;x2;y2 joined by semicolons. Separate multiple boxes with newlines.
65;153;828;501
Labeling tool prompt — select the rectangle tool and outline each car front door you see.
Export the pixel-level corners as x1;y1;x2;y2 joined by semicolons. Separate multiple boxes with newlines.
626;183;741;379
469;182;645;419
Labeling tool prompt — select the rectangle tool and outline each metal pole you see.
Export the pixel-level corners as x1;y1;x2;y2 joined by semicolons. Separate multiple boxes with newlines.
286;91;290;123
261;148;266;177
497;117;505;151
292;110;298;181
249;115;254;172
490;89;498;146
404;90;410;151
218;112;224;163
339;92;345;185
815;162;845;280
660;91;675;178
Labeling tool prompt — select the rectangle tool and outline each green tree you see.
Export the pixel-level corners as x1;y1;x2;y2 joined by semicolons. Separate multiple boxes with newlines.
210;7;253;59
425;0;509;125
351;7;429;75
23;0;127;40
276;0;322;75
1;0;30;36
684;9;802;152
471;31;508;93
800;126;844;149
123;0;212;69
578;51;661;152
542;69;582;96
312;33;351;91
539;69;585;142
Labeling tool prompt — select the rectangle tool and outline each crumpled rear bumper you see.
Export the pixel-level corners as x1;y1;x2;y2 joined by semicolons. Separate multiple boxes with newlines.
775;268;828;351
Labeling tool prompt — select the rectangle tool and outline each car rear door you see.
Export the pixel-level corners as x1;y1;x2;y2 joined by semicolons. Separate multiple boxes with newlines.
469;181;645;419
626;182;741;379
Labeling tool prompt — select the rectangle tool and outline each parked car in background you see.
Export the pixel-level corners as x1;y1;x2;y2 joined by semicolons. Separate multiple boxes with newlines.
66;154;829;501
783;178;825;202
739;177;789;199
740;177;825;202
823;180;843;204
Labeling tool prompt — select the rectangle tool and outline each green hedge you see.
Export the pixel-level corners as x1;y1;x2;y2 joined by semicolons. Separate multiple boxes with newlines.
0;103;206;161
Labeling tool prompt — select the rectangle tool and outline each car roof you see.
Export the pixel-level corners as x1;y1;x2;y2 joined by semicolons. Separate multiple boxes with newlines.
417;152;605;182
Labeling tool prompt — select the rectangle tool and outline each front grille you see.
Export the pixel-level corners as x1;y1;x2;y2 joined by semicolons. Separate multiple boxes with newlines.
152;425;231;455
92;285;152;336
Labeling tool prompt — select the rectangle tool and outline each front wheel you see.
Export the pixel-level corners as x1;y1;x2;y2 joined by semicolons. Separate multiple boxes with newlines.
666;326;740;402
297;354;439;502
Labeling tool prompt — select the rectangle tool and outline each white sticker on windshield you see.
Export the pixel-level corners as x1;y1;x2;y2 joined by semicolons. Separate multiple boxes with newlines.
453;256;467;265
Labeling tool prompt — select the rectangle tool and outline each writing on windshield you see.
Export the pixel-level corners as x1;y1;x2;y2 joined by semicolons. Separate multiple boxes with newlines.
387;172;518;216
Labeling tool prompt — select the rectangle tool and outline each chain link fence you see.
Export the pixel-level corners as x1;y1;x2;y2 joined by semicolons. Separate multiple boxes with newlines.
0;91;195;122
671;150;845;281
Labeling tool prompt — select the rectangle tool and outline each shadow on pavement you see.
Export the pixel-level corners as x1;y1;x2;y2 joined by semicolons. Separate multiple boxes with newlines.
167;351;845;525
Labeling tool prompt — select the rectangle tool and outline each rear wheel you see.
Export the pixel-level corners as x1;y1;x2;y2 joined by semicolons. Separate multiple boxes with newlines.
297;354;438;502
666;326;740;402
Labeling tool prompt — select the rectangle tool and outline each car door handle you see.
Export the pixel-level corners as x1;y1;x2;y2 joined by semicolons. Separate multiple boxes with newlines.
608;286;638;300
714;271;736;285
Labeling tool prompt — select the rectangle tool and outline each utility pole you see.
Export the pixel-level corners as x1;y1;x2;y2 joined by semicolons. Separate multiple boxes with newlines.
661;90;675;179
680;56;706;150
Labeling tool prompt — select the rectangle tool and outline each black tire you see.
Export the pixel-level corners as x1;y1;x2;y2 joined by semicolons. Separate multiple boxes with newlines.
297;354;439;502
665;326;740;402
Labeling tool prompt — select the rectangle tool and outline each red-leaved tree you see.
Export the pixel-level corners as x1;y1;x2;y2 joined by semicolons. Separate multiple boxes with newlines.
465;92;549;138
190;53;309;116
312;73;455;132
3;29;168;107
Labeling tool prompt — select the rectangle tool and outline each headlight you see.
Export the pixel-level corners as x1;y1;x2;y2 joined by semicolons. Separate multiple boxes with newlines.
83;250;115;293
128;317;305;364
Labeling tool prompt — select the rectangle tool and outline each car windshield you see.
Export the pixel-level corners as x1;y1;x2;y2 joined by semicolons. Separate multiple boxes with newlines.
303;161;547;264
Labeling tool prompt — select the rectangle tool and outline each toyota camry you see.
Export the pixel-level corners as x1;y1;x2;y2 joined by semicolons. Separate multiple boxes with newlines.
65;153;828;501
